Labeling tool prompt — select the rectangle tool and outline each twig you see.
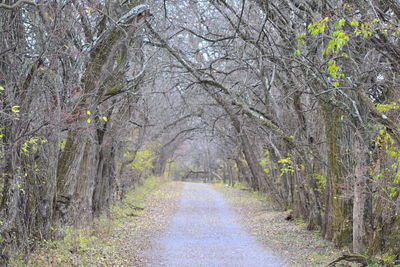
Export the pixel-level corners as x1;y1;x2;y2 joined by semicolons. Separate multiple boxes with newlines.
328;254;369;267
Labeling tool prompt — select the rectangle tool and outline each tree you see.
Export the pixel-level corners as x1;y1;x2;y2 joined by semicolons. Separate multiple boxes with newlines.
145;0;400;256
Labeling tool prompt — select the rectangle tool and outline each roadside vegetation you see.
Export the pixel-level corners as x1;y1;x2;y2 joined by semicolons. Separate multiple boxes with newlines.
216;182;398;267
13;177;182;266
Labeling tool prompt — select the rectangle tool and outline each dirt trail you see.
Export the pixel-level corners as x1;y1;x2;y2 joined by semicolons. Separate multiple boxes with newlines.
147;182;284;267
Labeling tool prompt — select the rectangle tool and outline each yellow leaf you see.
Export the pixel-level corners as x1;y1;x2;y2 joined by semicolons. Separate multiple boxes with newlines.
11;106;20;113
87;118;91;124
86;110;91;115
44;12;53;20
102;116;108;122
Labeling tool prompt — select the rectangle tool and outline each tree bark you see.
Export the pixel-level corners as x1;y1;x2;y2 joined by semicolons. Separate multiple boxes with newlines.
353;141;367;253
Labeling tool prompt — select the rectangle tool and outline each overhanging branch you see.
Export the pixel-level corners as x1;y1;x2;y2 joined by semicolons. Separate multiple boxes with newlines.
145;20;295;147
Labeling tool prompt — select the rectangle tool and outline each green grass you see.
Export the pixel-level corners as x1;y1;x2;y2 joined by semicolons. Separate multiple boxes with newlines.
250;190;273;203
110;176;163;219
232;181;248;189
123;176;161;207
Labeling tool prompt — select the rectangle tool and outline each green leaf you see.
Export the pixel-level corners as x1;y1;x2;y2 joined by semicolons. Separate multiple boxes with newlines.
335;18;346;30
376;102;399;112
350;19;359;27
331;31;349;52
327;60;339;79
388;186;398;197
297;33;306;45
11;106;20;113
308;17;329;35
0;86;4;91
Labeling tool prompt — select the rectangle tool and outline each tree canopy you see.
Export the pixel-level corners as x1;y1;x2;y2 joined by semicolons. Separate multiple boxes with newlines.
1;0;400;264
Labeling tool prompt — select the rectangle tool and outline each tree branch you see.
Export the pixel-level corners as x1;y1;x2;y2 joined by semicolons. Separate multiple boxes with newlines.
0;0;36;10
145;20;295;147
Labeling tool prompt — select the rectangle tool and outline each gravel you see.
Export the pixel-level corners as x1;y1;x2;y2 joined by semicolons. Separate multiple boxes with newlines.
214;184;349;267
147;182;285;267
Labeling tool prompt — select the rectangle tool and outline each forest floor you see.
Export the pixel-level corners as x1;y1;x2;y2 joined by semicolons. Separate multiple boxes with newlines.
25;180;349;266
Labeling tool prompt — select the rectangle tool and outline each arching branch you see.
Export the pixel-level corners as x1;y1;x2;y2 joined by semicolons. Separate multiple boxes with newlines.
0;0;36;10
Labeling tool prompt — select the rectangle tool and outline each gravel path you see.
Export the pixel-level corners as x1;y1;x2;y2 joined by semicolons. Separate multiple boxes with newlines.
215;184;346;266
148;182;284;267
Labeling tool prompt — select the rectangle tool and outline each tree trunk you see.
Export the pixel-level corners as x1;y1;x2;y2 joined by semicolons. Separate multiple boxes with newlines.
353;143;367;253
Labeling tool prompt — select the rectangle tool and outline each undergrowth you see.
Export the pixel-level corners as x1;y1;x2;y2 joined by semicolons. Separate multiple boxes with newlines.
218;181;274;205
15;176;166;267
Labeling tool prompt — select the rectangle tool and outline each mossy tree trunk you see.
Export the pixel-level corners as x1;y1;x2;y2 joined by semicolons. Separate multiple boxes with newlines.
322;103;352;246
